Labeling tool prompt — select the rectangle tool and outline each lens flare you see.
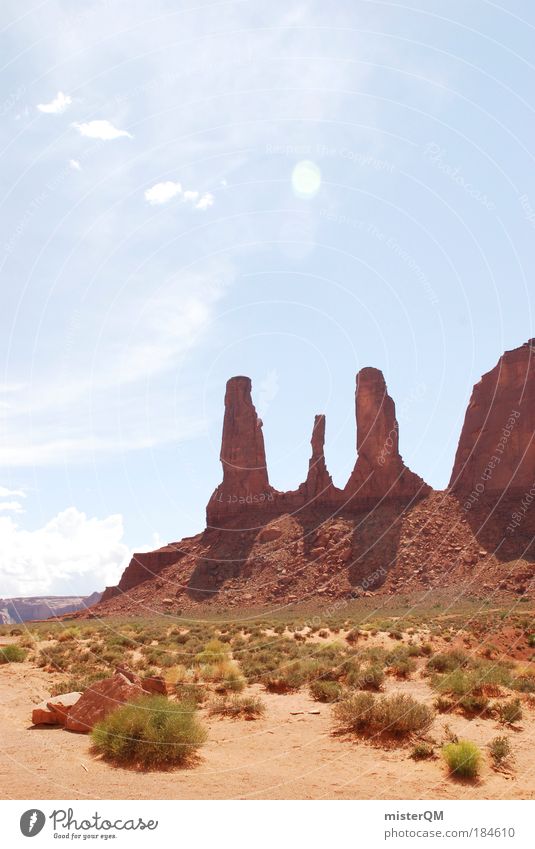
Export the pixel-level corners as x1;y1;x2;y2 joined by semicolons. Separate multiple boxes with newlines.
291;160;321;199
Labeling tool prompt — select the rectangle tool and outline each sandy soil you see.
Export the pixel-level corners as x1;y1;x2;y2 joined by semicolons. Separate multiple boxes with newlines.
2;661;535;800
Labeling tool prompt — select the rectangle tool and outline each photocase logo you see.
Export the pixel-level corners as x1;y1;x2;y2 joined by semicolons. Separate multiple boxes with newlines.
20;809;46;837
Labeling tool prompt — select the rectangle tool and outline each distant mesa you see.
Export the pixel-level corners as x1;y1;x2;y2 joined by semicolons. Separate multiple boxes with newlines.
0;592;102;624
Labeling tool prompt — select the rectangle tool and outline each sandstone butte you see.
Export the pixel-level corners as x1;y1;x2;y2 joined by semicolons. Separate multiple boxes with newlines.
94;339;535;613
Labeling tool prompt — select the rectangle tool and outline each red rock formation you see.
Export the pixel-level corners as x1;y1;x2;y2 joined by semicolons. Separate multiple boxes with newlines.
207;376;274;525
344;367;430;505
298;414;338;503
449;339;535;499
100;544;188;602
32;692;82;727
206;369;429;525
65;673;144;733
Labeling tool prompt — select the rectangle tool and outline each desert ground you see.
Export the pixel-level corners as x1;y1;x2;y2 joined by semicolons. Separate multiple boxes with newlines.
1;595;535;800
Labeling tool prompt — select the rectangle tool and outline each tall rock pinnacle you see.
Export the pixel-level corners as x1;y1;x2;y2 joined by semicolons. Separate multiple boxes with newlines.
345;367;429;503
207;376;272;524
299;414;336;502
449;339;535;498
206;368;431;525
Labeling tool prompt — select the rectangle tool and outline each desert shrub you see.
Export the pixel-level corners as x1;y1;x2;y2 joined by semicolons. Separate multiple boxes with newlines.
333;692;433;737
389;658;416;679
458;693;490;715
346;628;360;644
214;664;246;694
498;698;522;725
488;735;512;767
346;664;384;691
57;627;80;643
49;672;107;696
432;659;512;701
208;695;265;719
442;740;481;779
421;643;433;656
527;634;535;647
407;644;423;657
91;695;207;768
263;668;304;693
106;634;138;649
163;665;188;686
427;650;469;674
512;675;535;694
333;691;376;731
174;683;207;706
434;696;453;713
141;647;177;668
309;680;341;702
411;742;434;760
318;629;329;638
195;639;228;665
372;694;433;736
389;629;403;640
0;645;27;664
36;643;77;671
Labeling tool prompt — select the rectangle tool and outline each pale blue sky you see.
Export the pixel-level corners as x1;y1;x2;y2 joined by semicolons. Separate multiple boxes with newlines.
1;0;534;595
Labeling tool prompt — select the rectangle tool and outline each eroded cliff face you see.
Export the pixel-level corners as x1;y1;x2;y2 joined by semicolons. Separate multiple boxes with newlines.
449;340;535;500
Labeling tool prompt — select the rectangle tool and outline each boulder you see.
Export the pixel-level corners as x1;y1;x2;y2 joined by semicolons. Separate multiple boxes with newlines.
141;675;167;695
64;673;144;733
257;526;283;544
115;664;142;685
32;692;82;726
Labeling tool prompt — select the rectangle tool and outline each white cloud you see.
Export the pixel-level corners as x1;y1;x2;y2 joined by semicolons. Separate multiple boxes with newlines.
0;508;131;596
0;501;25;514
72;120;132;140
144;182;214;210
37;91;72;114
69;158;81;171
195;192;214;211
144;180;182;205
0;486;26;498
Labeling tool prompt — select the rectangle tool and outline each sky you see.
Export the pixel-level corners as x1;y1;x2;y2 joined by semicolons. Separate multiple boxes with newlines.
0;0;534;597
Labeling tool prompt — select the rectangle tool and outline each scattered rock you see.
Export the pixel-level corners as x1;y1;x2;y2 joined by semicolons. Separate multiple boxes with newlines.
32;692;82;727
141;675;167;695
65;673;144;733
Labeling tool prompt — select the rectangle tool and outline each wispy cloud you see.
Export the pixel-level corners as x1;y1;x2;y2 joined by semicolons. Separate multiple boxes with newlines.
69;158;81;171
0;259;234;466
72;119;132;140
145;181;214;210
0;486;26;498
0;501;25;514
37;91;72;114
